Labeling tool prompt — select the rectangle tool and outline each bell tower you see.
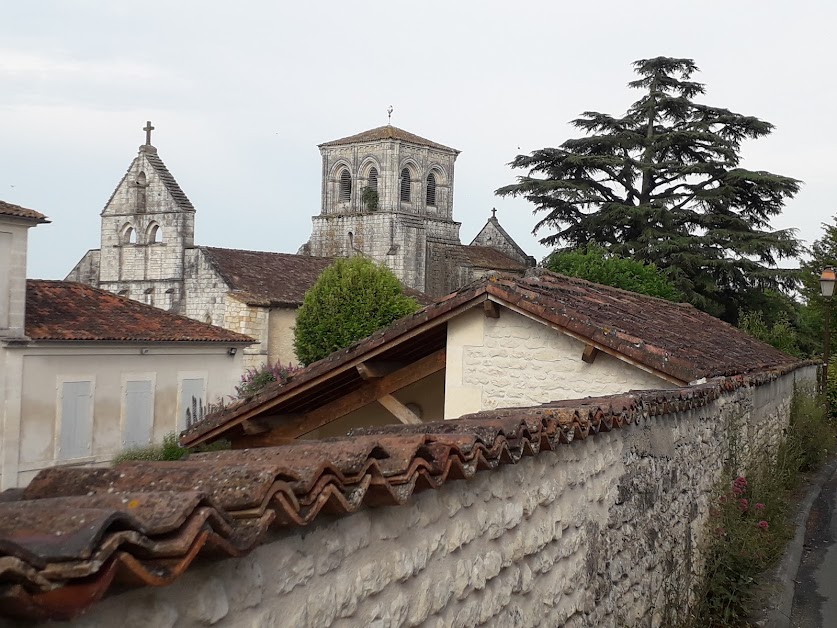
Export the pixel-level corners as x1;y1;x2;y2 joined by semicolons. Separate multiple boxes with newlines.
97;122;195;312
306;124;461;293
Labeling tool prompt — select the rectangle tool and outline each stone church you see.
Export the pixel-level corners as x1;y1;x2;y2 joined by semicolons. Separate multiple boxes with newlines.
67;123;534;367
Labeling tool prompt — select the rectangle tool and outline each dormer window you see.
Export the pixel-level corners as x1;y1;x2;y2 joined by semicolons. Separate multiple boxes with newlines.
426;173;437;206
339;169;352;202
400;168;411;202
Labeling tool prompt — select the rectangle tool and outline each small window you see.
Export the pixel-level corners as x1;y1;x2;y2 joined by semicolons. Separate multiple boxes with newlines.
122;225;136;245
400;168;411;202
368;167;378;192
426;173;437;206
58;380;93;460
339;169;352;202
148;224;162;243
137;171;147;186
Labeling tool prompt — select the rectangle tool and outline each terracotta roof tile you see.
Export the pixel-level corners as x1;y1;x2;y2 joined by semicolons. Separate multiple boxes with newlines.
202;247;434;307
0;363;809;621
182;268;797;445
0;200;49;224
456;245;529;271
25;280;253;343
319;125;459;153
202;247;334;307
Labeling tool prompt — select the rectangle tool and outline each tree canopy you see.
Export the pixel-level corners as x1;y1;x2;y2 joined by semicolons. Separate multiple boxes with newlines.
545;245;682;301
497;57;801;321
293;257;420;366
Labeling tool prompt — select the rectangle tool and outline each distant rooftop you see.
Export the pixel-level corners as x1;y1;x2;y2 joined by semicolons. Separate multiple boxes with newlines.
319;125;459;153
0;200;49;224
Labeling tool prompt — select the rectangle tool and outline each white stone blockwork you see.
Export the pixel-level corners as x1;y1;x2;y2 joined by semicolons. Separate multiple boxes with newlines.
445;307;673;418
39;366;816;628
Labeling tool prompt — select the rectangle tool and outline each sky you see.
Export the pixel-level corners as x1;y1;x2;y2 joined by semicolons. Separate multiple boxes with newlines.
1;1;835;280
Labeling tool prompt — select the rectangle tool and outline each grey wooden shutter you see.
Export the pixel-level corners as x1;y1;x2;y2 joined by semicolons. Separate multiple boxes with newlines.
180;378;205;430
124;380;153;448
59;381;92;460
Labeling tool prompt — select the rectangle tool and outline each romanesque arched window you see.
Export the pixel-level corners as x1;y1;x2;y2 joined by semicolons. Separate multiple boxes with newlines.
122;225;136;245
148;223;162;243
400;168;411;202
339;169;352;202
426;173;437;206
368;167;378;192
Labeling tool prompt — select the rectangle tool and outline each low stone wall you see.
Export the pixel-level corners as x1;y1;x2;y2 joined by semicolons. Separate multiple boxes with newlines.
36;365;816;628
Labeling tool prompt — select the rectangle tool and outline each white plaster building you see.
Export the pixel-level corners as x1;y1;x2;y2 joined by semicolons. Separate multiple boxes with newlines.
67;123;534;368
0;200;253;488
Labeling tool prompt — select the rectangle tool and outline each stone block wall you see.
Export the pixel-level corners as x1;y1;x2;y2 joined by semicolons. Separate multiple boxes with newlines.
445;308;674;418
38;365;816;628
222;296;268;369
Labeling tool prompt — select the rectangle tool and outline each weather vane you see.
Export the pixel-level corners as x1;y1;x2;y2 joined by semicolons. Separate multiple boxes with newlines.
387;105;393;125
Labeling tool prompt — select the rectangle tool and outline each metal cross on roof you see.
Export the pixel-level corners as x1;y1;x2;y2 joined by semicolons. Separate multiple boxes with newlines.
143;121;155;146
387;105;393;125
491;208;497;218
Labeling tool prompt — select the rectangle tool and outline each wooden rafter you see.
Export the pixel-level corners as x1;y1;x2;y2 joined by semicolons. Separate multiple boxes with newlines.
581;344;599;364
231;349;446;448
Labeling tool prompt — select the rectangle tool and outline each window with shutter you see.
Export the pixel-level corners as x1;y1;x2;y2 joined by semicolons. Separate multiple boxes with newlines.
58;380;93;460
400;168;411;202
426;173;437;206
339;169;352;202
368;167;378;192
124;380;154;448
180;377;206;430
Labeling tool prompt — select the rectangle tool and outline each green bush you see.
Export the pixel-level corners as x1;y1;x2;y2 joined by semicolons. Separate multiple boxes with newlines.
293;257;420;366
738;310;801;357
545;244;683;301
689;390;837;626
112;432;229;464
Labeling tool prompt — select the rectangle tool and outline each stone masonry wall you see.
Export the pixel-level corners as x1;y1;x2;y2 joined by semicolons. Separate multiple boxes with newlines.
445;308;674;419
38;365;817;628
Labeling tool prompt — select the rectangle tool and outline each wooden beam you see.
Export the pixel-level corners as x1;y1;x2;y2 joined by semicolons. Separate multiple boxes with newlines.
484;300;500;318
232;349;446;446
378;394;422;425
581;344;599;364
356;361;403;380
184;294;488;447
240;419;270;435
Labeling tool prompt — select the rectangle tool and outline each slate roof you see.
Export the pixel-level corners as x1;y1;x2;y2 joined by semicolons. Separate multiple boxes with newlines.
319;125;459;153
0;365;807;621
202;247;335;307
25;280;252;343
201;247;434;307
470;215;536;265
103;146;194;213
0;200;49;224
457;245;529;272
182;268;797;446
142;149;195;211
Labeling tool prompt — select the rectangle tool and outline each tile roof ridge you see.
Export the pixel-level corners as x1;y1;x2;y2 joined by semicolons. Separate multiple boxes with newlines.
522;267;696;308
201;245;332;261
0;362;812;622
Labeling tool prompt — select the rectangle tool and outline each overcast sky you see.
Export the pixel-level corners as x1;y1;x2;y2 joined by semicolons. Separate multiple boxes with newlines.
2;1;835;280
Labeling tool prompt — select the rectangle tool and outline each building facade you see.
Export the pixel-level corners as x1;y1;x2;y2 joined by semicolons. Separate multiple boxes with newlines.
67;124;534;367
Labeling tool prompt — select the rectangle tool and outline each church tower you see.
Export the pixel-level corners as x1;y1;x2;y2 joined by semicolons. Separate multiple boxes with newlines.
95;122;195;312
305;125;462;292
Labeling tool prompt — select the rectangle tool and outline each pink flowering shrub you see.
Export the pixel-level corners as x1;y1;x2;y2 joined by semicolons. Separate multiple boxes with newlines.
698;474;789;626
235;361;299;399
